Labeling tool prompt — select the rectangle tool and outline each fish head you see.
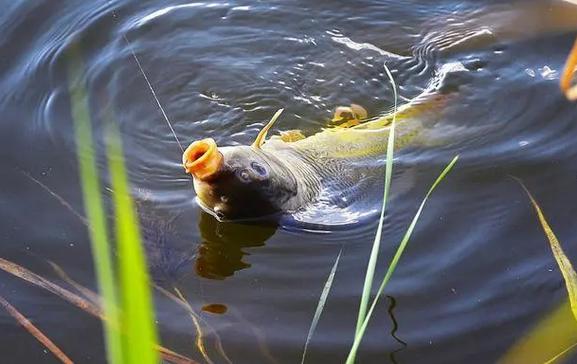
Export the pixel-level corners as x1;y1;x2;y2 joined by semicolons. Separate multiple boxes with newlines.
183;138;297;221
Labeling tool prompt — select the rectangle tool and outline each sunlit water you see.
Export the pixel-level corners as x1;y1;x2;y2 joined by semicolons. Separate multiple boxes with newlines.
2;0;577;363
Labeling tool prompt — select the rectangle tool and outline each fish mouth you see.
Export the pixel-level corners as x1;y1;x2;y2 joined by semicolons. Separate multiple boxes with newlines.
182;138;223;180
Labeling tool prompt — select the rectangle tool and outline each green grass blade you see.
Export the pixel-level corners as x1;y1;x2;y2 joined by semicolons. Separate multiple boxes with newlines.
516;179;577;322
500;177;577;363
106;122;160;364
355;62;399;335
300;248;342;364
347;156;459;363
543;341;577;364
499;299;577;363
67;44;123;364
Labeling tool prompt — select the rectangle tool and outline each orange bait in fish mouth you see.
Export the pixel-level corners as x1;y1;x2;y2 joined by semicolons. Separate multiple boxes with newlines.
182;138;223;180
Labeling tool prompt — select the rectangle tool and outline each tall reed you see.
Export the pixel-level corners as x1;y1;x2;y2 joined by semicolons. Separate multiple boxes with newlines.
68;42;159;364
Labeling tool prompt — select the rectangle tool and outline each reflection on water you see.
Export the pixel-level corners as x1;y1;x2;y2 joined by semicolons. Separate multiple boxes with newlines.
144;206;277;282
386;295;408;364
195;211;277;279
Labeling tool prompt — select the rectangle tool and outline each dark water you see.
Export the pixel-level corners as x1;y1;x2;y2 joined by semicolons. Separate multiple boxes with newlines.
2;0;577;363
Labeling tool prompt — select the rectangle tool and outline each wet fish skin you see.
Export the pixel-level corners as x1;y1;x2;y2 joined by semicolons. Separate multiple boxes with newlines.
186;88;450;222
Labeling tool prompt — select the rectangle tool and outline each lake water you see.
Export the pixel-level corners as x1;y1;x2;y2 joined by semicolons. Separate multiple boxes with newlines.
2;0;577;363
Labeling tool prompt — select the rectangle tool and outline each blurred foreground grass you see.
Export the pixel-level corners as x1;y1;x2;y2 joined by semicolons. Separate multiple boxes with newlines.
68;42;159;364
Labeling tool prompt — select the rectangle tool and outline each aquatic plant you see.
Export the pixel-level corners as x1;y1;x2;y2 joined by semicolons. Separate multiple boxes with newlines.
0;295;73;364
68;42;158;363
501;180;577;363
517;179;577;321
299;62;399;364
347;156;458;363
299;61;459;363
355;64;399;338
504;36;577;364
68;44;123;363
301;249;342;364
0;257;196;363
500;299;577;364
345;59;459;362
6;38;198;364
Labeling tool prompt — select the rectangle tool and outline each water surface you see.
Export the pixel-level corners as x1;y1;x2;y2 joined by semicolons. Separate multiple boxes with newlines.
2;0;577;363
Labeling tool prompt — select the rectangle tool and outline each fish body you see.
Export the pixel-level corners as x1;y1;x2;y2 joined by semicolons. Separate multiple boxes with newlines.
183;88;449;225
272;91;447;159
265;91;448;224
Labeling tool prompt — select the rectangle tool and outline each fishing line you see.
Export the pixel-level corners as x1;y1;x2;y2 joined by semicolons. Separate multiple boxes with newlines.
122;34;184;153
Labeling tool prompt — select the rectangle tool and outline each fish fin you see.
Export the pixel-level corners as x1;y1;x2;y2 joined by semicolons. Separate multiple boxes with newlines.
350;104;367;120
278;129;306;142
252;109;284;149
331;104;368;128
333;119;361;128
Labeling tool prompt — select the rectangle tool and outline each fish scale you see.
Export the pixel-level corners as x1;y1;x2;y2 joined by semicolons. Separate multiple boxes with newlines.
184;86;453;224
261;90;449;219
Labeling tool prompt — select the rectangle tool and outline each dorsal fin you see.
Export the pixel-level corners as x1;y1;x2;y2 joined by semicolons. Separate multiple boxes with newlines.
251;108;284;149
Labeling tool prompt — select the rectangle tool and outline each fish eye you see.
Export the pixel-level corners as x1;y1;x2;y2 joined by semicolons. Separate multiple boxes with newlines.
238;169;251;182
250;162;268;176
